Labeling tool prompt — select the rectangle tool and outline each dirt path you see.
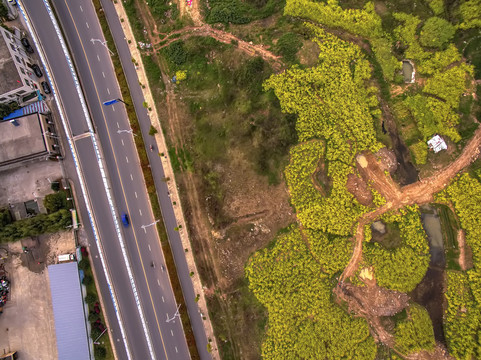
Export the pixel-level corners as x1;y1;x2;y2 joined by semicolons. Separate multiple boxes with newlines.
456;229;468;271
341;126;481;282
151;25;282;70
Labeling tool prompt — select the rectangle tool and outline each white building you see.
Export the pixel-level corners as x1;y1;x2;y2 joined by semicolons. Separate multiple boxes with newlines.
427;135;447;153
0;26;39;105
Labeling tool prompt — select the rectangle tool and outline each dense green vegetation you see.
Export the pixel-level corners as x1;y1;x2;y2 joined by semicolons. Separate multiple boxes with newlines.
436;174;481;359
265;25;383;235
458;0;481;29
363;207;430;292
281;0;475;148
246;226;377;359
419;17;455;49
394;303;435;354
0;209;72;242
204;0;284;24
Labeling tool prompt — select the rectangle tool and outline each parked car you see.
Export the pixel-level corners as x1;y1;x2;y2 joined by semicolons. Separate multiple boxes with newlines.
30;64;43;78
121;213;129;227
41;81;51;94
21;37;34;53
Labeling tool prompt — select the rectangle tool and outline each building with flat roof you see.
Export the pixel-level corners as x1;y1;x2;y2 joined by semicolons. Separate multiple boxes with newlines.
48;262;92;360
0;26;39;105
0;100;59;168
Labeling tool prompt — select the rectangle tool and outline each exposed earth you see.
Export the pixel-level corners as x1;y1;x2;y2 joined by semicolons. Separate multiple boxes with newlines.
0;231;76;360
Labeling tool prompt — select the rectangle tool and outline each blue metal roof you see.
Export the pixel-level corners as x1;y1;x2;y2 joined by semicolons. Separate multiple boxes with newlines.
2;100;50;121
48;262;91;360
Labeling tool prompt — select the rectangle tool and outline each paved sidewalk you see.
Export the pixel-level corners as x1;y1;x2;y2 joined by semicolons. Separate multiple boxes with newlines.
112;3;220;359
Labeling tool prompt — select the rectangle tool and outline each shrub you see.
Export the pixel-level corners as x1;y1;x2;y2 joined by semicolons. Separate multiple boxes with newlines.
410;141;428;165
91;327;101;340
78;259;90;271
207;3;250;25
175;70;187;82
419;17;455;49
94;346;107;359
83;275;93;286
276;32;302;63
50;181;60;192
88;312;98;322
165;40;187;65
85;293;96;304
149;125;158;136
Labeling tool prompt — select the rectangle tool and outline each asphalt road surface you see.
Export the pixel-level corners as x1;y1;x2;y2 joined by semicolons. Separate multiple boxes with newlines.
20;0;194;359
98;1;212;359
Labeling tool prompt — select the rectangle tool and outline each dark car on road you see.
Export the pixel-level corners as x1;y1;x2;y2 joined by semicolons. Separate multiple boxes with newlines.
121;213;129;227
21;38;34;53
41;81;51;94
30;64;43;78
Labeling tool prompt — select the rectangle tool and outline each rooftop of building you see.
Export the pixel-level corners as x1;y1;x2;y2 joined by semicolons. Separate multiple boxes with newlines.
48;262;91;360
0;113;47;164
0;29;22;96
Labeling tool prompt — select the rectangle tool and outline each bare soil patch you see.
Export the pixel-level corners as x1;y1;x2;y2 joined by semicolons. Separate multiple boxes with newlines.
346;173;373;206
213;151;294;286
346;282;410;317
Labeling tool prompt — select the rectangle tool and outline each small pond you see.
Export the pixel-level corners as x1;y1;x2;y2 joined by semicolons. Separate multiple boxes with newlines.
410;208;446;344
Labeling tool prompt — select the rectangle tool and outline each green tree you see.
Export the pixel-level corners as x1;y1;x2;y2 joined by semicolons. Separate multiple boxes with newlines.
0;208;12;228
428;0;444;15
43;192;67;213
419;17;455;49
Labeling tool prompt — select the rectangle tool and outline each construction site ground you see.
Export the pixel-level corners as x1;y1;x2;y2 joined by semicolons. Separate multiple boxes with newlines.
0;231;76;360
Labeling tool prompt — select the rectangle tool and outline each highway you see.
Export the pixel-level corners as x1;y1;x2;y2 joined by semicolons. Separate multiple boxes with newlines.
98;1;212;358
19;0;193;359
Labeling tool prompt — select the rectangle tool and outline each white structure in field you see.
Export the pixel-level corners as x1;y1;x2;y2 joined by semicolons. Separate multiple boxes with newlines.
427;135;447;153
0;26;39;105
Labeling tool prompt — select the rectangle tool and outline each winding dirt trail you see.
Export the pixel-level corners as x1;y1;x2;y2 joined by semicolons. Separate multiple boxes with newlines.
341;126;481;282
151;25;282;70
